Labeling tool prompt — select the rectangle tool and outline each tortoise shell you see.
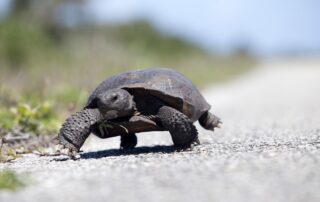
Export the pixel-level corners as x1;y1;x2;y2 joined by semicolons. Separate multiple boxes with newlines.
86;68;211;122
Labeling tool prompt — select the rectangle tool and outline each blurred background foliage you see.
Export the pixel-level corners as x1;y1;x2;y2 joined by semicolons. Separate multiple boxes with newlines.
0;170;25;190
0;0;254;136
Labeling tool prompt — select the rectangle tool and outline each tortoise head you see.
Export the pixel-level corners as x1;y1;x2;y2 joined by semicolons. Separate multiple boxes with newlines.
96;89;136;120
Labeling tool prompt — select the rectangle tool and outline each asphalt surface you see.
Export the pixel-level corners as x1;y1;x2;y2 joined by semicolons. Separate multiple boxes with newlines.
1;59;320;202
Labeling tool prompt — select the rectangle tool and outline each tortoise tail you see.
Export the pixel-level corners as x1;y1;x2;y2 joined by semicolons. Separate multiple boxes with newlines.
198;111;222;131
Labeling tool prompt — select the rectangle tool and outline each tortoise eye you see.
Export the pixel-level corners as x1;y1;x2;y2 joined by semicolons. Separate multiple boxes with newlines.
111;94;118;101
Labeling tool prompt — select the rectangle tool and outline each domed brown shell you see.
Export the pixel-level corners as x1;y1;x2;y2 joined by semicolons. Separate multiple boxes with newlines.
86;68;211;122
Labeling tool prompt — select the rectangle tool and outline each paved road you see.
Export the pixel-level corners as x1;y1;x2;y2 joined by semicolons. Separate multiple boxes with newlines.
1;59;320;202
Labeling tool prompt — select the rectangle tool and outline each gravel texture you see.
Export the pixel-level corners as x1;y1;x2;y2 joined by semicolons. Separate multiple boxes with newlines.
1;59;320;202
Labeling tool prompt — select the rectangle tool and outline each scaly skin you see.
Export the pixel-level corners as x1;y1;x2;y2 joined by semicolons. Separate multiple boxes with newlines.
58;108;103;154
156;106;199;150
199;111;222;131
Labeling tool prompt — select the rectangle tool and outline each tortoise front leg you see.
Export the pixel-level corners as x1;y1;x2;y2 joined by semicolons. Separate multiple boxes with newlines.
57;108;103;158
156;106;199;151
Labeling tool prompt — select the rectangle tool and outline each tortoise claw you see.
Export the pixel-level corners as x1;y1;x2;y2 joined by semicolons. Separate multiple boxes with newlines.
216;122;222;128
55;144;65;151
174;136;200;152
55;143;80;160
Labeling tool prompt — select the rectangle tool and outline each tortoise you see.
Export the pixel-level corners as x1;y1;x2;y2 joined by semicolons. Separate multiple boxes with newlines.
57;68;221;156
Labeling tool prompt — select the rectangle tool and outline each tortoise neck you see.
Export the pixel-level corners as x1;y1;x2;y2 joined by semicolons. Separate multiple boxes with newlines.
83;108;104;124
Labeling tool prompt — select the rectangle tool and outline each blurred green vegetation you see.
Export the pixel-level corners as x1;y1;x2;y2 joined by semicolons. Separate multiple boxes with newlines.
3;102;60;134
0;170;25;190
0;0;255;137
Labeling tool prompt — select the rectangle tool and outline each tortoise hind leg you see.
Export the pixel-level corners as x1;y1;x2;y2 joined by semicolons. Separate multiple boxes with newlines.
120;133;137;150
156;106;199;151
199;111;222;131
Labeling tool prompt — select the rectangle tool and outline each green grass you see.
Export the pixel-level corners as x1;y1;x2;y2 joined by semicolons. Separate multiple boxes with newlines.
0;101;60;136
0;170;25;191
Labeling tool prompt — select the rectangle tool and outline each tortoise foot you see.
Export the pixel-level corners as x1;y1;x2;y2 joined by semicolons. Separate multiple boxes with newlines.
120;133;137;150
55;143;80;160
174;136;200;152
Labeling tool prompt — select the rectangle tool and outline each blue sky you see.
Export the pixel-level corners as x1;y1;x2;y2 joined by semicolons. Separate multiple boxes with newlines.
86;0;320;56
1;0;319;56
0;0;10;18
